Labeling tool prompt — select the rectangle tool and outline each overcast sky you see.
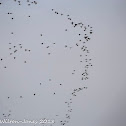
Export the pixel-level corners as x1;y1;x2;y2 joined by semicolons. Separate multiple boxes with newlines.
0;0;126;126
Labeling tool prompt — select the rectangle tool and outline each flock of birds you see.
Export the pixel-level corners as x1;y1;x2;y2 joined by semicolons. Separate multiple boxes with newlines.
51;9;93;126
0;0;93;126
13;0;37;6
1;42;31;68
0;0;37;6
51;9;93;82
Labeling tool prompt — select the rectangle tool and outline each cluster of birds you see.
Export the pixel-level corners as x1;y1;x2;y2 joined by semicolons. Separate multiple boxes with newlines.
0;0;38;6
13;0;37;6
2;110;12;119
1;42;31;69
51;9;93;81
0;1;93;126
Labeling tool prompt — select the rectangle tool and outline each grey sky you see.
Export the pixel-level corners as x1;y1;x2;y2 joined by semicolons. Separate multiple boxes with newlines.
0;0;126;126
